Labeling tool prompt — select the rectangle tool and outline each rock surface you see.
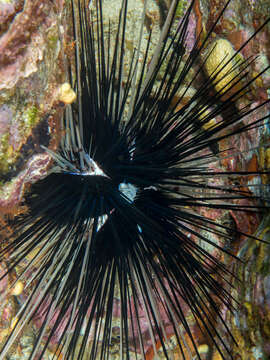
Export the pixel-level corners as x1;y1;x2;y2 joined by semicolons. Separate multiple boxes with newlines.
0;0;269;359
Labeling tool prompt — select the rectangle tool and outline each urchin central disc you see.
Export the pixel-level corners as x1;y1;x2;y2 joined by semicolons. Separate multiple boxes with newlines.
67;155;138;229
82;154;138;203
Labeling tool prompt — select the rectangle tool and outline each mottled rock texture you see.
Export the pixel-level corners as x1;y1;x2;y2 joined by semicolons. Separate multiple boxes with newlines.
0;0;269;359
0;0;69;212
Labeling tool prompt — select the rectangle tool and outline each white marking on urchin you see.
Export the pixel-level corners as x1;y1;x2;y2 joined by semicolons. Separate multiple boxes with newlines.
119;182;142;234
118;182;138;203
41;145;110;178
97;181;138;233
97;214;108;232
82;153;109;177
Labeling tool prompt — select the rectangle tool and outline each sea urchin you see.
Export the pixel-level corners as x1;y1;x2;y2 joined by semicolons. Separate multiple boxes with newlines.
0;0;270;359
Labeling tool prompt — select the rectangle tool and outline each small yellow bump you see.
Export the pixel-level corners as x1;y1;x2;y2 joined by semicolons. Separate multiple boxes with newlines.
198;107;216;130
11;280;24;296
10;317;18;330
243;301;253;322
198;344;209;354
202;118;216;130
265;148;270;169
212;351;223;360
254;72;264;88
0;329;10;343
26;247;41;262
59;83;76;104
205;39;239;95
7;145;13;157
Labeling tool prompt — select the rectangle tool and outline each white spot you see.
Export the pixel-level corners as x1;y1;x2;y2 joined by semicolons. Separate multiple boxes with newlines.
119;182;138;203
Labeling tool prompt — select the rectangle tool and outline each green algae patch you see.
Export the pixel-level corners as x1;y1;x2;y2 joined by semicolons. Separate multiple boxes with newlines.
0;105;40;175
0;132;12;173
24;106;39;128
47;26;60;52
175;0;188;19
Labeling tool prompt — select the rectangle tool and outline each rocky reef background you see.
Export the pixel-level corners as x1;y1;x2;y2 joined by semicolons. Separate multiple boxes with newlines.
0;0;269;359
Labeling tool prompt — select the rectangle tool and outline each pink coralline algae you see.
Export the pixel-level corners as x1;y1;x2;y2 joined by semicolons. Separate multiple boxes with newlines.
0;105;13;136
0;0;68;209
0;153;51;210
